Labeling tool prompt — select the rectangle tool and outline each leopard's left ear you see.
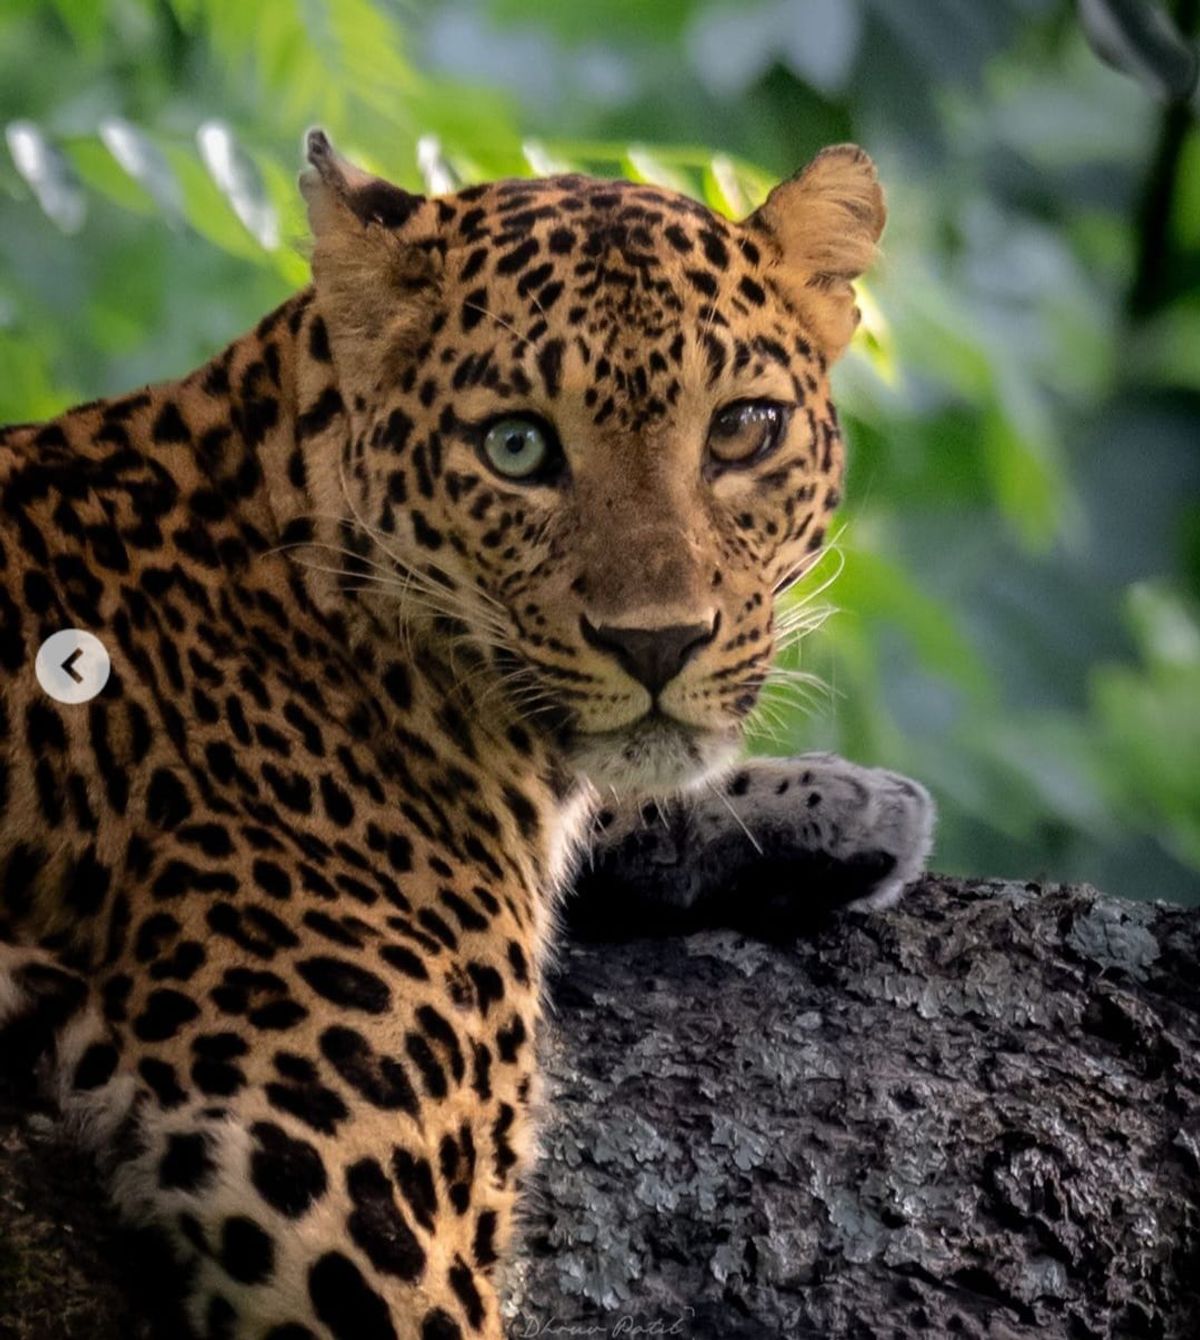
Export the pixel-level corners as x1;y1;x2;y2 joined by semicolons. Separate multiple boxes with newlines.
747;145;885;362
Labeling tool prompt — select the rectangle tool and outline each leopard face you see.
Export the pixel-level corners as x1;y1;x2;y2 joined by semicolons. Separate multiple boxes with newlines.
303;133;884;796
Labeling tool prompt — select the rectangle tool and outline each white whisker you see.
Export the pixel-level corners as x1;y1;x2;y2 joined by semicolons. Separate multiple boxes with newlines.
706;780;763;856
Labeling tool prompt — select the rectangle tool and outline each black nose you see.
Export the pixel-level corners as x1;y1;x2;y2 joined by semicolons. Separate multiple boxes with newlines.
580;615;718;695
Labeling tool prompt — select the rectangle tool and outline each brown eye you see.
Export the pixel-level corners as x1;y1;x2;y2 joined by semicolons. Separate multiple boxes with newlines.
706;400;787;468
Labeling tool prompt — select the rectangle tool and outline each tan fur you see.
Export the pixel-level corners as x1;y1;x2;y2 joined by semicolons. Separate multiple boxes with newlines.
302;136;444;390
751;144;886;357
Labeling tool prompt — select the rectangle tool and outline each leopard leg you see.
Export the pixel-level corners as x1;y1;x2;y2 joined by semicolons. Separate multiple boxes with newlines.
3;941;506;1340
1;941;94;1091
570;753;935;939
104;1101;503;1340
0;938;146;1174
2;959;506;1334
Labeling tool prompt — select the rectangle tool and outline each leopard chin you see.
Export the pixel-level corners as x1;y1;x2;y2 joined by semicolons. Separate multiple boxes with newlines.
566;713;740;799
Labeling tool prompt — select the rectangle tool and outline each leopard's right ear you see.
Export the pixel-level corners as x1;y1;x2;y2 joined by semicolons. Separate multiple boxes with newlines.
300;129;426;236
299;130;440;385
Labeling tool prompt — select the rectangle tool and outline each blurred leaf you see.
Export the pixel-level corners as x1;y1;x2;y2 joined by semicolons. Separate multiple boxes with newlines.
702;154;748;216
522;140;573;176
99;117;184;221
1077;0;1199;103
489;0;701;42
0;328;78;422
622;145;693;192
832;545;993;700
255;151;318;285
1173;125;1200;250
870;0;1020;86
850;282;898;385
4;120;86;233
1092;585;1200;869
1127;298;1200;391
1124;581;1200;670
969;28;1153;165
965;711;1111;838
886;270;996;401
777;0;864;96
416;134;461;194
161;140;270;262
196;120;279;249
979;401;1064;551
685;0;779;98
48;0;108;48
320;0;419;112
700;153;774;213
66;134;159;215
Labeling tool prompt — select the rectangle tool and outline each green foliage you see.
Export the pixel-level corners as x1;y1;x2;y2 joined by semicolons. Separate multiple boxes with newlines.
1092;585;1200;870
1;0;1197;901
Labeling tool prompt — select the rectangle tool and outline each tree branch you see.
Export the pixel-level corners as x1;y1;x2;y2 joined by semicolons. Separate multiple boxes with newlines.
2;877;1199;1338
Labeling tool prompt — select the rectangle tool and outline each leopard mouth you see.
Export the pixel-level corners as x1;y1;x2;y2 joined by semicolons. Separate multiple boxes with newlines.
565;710;740;797
489;646;741;794
582;709;704;755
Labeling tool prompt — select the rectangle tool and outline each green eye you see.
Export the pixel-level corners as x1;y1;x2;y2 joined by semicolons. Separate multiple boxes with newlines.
481;416;557;480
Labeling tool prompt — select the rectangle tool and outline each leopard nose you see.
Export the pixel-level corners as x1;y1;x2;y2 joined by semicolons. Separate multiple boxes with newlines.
580;614;719;695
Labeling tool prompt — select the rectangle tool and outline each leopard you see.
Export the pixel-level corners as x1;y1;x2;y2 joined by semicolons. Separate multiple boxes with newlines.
0;129;934;1339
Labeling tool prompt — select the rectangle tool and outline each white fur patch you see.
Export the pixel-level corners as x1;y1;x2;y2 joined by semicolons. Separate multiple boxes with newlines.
568;719;739;800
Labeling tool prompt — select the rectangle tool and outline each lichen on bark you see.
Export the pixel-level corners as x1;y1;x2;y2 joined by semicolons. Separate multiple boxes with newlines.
505;877;1200;1338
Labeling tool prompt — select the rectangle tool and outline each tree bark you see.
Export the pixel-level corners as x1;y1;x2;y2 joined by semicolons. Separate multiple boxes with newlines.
2;876;1199;1339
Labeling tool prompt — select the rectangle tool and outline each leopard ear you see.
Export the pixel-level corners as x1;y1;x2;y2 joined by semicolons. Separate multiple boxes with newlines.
301;128;426;235
747;144;885;362
299;129;439;386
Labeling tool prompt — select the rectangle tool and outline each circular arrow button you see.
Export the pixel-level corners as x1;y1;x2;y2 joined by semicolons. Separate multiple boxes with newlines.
35;629;112;704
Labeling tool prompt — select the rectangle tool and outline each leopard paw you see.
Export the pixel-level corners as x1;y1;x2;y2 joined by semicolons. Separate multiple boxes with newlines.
694;752;936;914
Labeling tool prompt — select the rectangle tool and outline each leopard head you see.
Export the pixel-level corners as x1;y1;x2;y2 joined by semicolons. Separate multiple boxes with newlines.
300;130;884;797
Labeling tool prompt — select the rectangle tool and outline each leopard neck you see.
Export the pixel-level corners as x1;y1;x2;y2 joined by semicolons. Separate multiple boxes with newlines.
183;288;594;911
180;287;327;569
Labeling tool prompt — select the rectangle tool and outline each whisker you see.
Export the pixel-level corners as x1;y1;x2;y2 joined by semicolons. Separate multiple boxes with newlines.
288;560;508;638
460;301;535;348
773;527;846;598
330;459;508;619
705;779;763;856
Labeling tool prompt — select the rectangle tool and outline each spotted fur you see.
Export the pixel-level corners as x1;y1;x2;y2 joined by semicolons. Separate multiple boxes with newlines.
0;131;923;1338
